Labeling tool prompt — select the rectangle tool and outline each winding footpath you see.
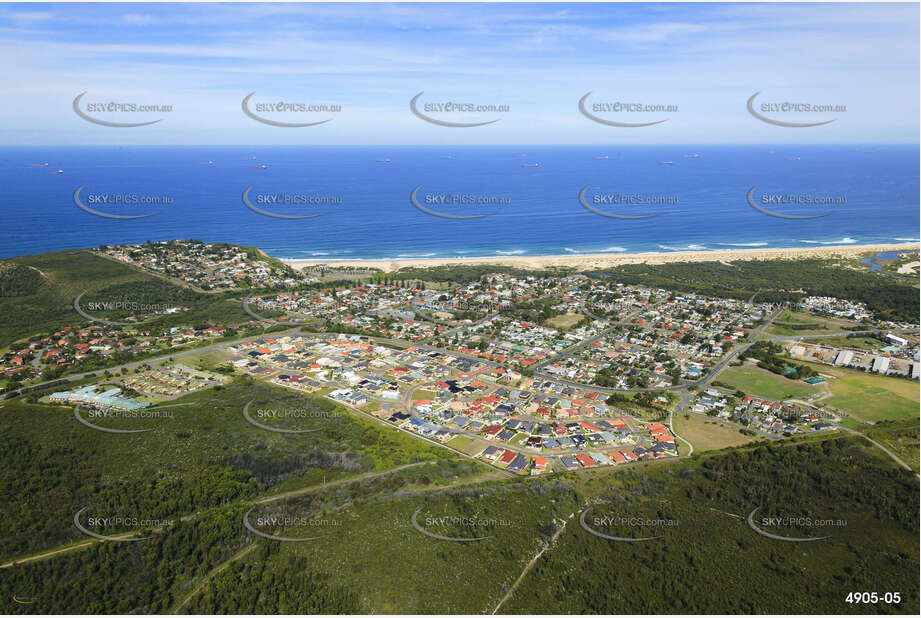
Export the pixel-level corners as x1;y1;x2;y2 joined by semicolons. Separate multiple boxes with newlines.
491;514;572;614
835;425;915;475
170;543;258;614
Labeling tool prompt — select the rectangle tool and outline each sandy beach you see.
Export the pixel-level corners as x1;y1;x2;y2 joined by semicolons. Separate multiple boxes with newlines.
284;243;920;273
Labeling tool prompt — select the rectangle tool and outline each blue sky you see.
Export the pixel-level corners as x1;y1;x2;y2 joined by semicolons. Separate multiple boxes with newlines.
0;2;918;145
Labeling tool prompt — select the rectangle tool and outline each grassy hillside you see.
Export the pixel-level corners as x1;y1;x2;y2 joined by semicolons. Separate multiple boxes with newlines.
0;248;318;354
0;250;152;347
865;420;920;472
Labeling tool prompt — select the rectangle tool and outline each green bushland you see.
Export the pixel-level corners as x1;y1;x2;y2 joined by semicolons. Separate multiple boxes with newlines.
589;258;918;323
501;437;919;614
0;507;254;614
0;377;461;560
186;553;360;614
386;264;576;284
0;249;354;382
0;262;43;297
0;250;259;351
2;433;915;614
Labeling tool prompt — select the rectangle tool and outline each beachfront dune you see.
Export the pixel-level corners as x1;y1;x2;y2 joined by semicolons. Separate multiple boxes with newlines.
284;243;919;273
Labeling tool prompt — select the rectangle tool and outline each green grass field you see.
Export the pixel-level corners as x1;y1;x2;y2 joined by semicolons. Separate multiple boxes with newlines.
179;348;236;370
823;375;919;422
719;360;918;423
718;363;823;401
445;435;474;450
785;358;920;423
544;312;584;331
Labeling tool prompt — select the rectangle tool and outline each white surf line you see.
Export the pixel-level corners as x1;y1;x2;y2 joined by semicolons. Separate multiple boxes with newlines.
491;514;571;614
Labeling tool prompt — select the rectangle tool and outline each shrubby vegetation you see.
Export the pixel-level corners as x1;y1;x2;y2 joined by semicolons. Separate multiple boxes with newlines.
1;434;917;613
0;434;254;558
387;264;575;284
0;262;43;297
605;391;673;419
185;553;360;614
0;378;456;559
591;258;918;322
503;438;919;614
0;509;252;614
740;341;818;380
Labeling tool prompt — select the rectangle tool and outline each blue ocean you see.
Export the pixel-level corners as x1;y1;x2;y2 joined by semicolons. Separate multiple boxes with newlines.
1;145;918;260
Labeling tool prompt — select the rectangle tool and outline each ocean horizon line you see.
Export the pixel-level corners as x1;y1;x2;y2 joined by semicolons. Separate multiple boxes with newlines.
3;143;919;149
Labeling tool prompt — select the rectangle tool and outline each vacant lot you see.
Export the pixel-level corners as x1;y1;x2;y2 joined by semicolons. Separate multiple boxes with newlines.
675;414;758;452
767;311;860;337
545;312;584;331
412;389;437;401
179;348;235;370
446;435;489;456
807;335;883;350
